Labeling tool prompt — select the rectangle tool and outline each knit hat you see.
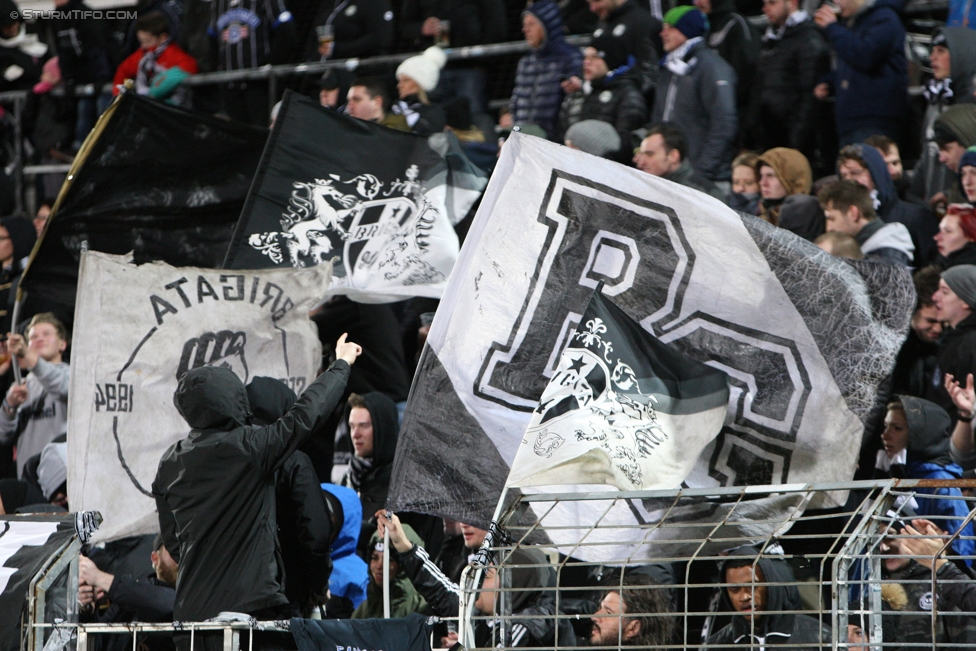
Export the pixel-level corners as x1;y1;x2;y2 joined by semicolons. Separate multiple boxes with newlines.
444;96;472;131
37;441;67;501
960;145;976;171
942;264;976;309
934;104;976;147
565;120;621;158
663;6;709;39
589;34;630;72
0;215;36;263
0;0;20;27
756;147;813;196
396;46;447;93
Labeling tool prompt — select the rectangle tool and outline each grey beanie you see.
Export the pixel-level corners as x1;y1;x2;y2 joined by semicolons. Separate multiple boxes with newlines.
943;264;976;308
37;442;67;500
565;120;621;158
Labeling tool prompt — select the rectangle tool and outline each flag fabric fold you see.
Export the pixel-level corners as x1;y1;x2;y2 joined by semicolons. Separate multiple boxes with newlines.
223;91;486;303
506;289;729;490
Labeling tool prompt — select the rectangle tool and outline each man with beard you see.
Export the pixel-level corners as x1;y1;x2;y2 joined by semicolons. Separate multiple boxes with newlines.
590;574;675;648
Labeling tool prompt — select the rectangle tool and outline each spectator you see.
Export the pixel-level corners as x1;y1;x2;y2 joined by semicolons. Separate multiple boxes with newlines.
934;265;976;420
651;7;737;183
865;135;908;199
899;519;976;610
398;0;506;114
820;179;914;266
891;266;943;399
317;68;352;111
346;77;410;131
878;396;975;565
935;204;976;269
934;105;976;204
113;12;198;107
0;477;44;513
0;313;68;479
393;46;448;136
813;0;908;145
0;216;36;334
694;0;759;125
756;147;824;241
444;96;496;174
565;120;621;159
557;35;647;161
838;144;937;265
907;27;976;208
436;520;486;583
152;336;359;627
33;199;53;238
351;525;428;619
948;0;976;29
961;146;976;202
0;0;48;93
728;151;760;215
585;0;662;95
510;1;582;140
77;536;176;651
705;547;831;649
633;123;727;203
751;0;829;160
815;231;864;259
209;0;296;125
305;0;394;62
590;574;675;648
23;59;74;201
321;483;369;618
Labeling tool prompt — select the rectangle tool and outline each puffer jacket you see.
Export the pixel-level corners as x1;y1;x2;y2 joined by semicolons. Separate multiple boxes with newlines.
894;394;976;565
705;547;831;650
557;66;647;154
652;39;737;181
153;360;350;621
883;561;976;651
752;16;829;156
510;1;582;139
822;0;908;138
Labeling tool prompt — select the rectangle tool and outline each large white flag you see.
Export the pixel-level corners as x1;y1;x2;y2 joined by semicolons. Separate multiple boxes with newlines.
68;252;330;542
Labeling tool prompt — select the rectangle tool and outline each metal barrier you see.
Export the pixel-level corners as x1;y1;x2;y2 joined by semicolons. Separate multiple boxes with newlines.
458;479;976;651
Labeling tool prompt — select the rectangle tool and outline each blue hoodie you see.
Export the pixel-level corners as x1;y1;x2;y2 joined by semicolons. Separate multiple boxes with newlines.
823;0;908;137
850;143;937;264
321;483;369;608
948;0;976;30
510;0;583;139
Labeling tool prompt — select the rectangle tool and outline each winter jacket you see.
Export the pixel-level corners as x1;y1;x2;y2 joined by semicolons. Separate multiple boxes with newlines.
705;0;760;118
891;329;940;400
557;68;647;156
894;394;976;565
0;358;68;479
937;241;976;269
52;0;112;85
0;26;48;93
776;195;825;242
652;40;737;181
398;544;578;648
592;0;661;94
855;218;914;266
938;312;976;415
909;27;976;205
88;573;175;651
305;0;394;61
663;159;727;203
112;40;198;97
351;526;428;619
392;97;446;136
706;547;831;650
398;0;506;51
321;482;369;609
822;0;908;138
948;0;976;28
152;360;350;621
752;16;829;157
510;3;582;139
209;0;297;71
883;560;976;650
935;560;976;613
852;143;937;266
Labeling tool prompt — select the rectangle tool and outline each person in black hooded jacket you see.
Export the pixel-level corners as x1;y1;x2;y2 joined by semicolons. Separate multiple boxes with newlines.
246;376;343;618
705;547;830;650
694;0;758;127
588;0;661;96
152;334;359;629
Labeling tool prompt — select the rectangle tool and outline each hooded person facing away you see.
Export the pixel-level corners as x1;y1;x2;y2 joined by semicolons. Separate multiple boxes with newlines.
152;334;361;627
705;546;831;650
321;483;368;618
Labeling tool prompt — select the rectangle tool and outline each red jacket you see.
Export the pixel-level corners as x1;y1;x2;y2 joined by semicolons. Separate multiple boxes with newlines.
112;42;198;95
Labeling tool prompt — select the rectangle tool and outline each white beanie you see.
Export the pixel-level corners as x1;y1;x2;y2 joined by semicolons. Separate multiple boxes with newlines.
396;46;447;92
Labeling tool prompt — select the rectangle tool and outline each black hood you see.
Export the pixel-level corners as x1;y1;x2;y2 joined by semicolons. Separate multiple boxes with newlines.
246;376;297;425
174;366;250;431
719;546;800;640
895;394;953;466
350;392;399;466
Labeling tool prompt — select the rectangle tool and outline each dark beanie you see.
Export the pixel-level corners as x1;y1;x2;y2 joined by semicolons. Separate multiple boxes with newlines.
444;96;473;131
1;216;36;263
961;146;976;171
663;6;709;39
0;0;20;27
589;34;630;71
943;264;976;309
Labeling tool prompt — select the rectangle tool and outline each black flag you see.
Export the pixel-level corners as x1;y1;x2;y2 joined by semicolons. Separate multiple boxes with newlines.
19;91;268;327
223;91;485;301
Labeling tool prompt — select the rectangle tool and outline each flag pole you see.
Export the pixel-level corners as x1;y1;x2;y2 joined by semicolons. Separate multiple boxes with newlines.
459;485;510;647
9;292;22;385
383;509;391;618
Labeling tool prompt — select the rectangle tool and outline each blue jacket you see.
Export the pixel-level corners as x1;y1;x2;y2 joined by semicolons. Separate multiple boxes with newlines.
510;1;582;139
948;0;976;29
823;0;908;136
321;483;369;608
908;462;976;566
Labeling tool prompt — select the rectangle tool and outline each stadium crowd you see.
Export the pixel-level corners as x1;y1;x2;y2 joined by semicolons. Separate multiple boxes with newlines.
1;0;976;648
